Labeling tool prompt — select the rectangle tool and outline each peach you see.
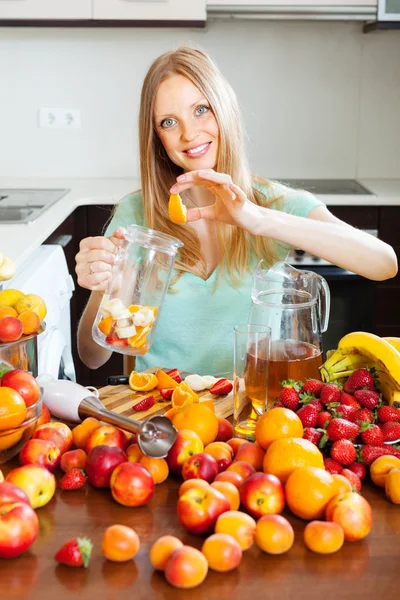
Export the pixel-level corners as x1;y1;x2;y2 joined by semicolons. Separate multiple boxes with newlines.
215;510;256;551
304;520;344;554
126;443;144;463
226;438;248;456
332;473;352;496
227;461;256;481
72;417;101;450
203;442;234;472
6;464;56;509
215;418;234;442
211;481;240;511
60;449;87;473
201;533;242;572
149;535;184;571
182;452;219;483
255;514;295;554
86;425;127;454
325;492;372;541
213;471;244;489
370;456;400;488
19;438;61;471
166;429;204;475
240;472;285;518
165;546;208;589
35;404;51;429
385;468;400;504
179;479;210;497
234;442;265;471
34;422;73;454
139;456;169;484
110;462;154;507
0;470;3;483
177;486;230;535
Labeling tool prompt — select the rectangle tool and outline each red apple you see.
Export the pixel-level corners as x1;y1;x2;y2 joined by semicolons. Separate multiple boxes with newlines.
177;486;230;535
86;445;127;488
240;472;285;519
6;465;56;509
182;452;219;483
166;429;204;475
85;425;127;454
0;482;31;507
110;462;155;507
33;422;73;454
1;370;41;407
19;439;61;471
0;501;39;558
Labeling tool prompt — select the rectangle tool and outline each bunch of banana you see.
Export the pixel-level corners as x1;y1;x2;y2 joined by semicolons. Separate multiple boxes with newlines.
0;252;16;281
320;331;400;407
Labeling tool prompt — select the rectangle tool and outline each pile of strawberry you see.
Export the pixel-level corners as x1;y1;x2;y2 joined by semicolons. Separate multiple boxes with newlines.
275;368;400;490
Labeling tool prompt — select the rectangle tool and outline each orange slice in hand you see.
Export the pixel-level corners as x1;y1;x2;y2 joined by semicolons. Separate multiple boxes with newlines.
128;371;158;392
156;370;179;391
168;193;187;224
171;382;199;409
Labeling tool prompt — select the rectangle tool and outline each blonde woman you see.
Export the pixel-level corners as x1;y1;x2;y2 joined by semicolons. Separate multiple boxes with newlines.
75;47;397;375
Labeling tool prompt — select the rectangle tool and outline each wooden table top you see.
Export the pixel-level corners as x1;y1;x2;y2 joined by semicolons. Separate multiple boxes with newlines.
1;458;399;600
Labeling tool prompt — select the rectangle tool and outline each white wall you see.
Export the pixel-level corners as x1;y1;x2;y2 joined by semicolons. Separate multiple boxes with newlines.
0;21;399;179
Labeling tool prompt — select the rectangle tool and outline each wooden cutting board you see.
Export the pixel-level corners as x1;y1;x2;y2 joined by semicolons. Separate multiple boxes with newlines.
98;367;234;421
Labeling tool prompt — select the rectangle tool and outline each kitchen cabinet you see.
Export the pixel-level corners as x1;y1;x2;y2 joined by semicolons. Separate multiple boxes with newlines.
207;0;377;19
0;0;91;20
93;0;206;22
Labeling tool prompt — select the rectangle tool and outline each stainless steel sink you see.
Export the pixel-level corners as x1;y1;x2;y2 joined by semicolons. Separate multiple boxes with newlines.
0;189;69;224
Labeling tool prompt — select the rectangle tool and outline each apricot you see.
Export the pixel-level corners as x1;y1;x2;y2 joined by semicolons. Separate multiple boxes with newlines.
255;514;294;555
179;479;210;497
213;471;244;490
72;417;101;450
164;546;208;589
227;461;256;481
60;449;87;473
215;510;256;551
149;535;183;571
201;533;242;572
101;524;140;562
304;520;344;554
385;468;400;504
126;443;144;463
139;456;169;484
211;481;240;511
234;442;265;471
226;438;248;456
204;441;233;472
370;456;400;488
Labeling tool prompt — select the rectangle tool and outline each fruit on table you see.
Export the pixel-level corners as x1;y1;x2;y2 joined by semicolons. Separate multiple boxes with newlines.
0;386;26;430
255;407;304;450
139;455;169;484
101;524;140;562
168;193;187;224
209;379;233;395
55;537;93;568
234;441;265;471
72;417;101;450
226;437;248;456
240;472;285;518
177;485;230;535
215;510;256;551
214;470;244;489
215;418;234;442
20;438;61;471
303;520;345;554
182;452;219;483
385;468;400;503
126;442;144;463
59;468;86;491
34;422;73;454
0;255;16;282
331;473;352;496
285;466;336;520
325;492;372;542
166;429;204;474
210;481;240;511
60;449;87;473
369;455;400;488
172;403;219;446
110;461;155;507
85;445;127;489
0;316;23;343
156;369;179;391
0;481;31;506
0;501;39;559
132;395;155;412
203;441;233;472
165;546;208;590
254;514;294;555
201;533;242;573
171;382;199;409
128;371;158;392
150;535;184;571
85;424;127;453
6;464;56;509
226;460;255;481
1;369;40;407
341;468;362;492
263;437;325;484
179;479;210;497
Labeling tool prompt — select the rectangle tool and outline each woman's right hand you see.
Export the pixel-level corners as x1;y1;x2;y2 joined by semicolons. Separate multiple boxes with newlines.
75;228;126;291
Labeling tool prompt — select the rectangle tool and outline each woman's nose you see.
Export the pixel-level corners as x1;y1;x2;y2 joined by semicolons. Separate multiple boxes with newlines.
181;120;199;142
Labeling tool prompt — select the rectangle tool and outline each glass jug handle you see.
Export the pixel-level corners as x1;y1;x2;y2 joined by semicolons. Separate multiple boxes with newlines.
316;275;330;333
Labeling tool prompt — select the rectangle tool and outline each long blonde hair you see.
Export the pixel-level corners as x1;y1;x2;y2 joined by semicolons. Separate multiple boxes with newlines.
139;46;279;284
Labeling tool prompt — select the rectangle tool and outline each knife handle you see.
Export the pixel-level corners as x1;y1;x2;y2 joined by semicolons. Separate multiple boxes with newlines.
107;375;129;385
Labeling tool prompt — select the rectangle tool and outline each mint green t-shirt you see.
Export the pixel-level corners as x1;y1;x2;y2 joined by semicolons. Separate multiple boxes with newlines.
104;182;324;376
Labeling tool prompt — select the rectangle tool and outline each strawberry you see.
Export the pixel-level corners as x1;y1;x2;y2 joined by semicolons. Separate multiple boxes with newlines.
354;389;381;410
303;427;323;446
340;392;361;409
302;379;324;397
326;418;360;441
317;411;332;428
324;457;343;474
332;404;357;421
377;406;400;423
210;379;233;395
380;421;400;442
296;404;318;428
330;439;357;466
352;408;374;426
166;369;182;383
358;444;400;467
105;333;128;347
344;368;375;393
309;399;324;413
347;462;367;481
60;468;86;491
55;537;93;568
360;423;384;446
341;468;362;492
133;395;155;411
272;400;284;408
320;384;341;406
159;388;174;401
279;382;300;411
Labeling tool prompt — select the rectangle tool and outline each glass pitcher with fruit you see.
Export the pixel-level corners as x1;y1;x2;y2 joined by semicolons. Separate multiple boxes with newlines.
92;224;183;356
249;260;330;405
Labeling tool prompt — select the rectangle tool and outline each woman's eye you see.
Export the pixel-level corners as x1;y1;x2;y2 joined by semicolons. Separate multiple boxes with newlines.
161;118;176;128
196;105;209;116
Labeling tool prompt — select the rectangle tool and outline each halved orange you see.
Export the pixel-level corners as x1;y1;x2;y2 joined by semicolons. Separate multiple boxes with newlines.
171;382;199;409
168;193;187;224
129;371;158;392
156;370;179;391
98;315;113;335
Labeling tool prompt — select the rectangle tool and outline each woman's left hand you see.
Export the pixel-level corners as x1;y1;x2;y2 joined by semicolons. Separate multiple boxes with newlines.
169;169;261;231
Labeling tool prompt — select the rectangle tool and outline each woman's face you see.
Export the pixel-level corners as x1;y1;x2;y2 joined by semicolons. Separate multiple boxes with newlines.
154;74;219;173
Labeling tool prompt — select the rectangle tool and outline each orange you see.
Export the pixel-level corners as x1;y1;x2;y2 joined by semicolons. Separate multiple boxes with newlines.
168;193;187;224
303;521;344;554
0;387;27;430
370;456;400;488
14;294;47;321
128;371;158;392
101;525;140;562
140;456;169;484
171;382;199;409
128;304;158;317
285;466;336;520
0;429;24;451
128;324;152;349
385;468;400;504
255;514;294;555
255;407;303;450
163;406;179;421
98;315;113;335
172;404;219;446
0;307;18;319
156;369;179;391
17;310;41;335
263;437;325;484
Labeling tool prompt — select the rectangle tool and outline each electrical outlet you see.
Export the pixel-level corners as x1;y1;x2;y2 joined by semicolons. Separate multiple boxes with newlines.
38;108;81;129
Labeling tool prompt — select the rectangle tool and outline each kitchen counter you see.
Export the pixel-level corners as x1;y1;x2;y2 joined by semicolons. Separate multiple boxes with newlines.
0;457;399;600
0;177;399;268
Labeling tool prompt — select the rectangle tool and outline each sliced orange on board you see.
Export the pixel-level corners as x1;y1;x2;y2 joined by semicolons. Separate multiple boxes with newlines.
171;382;199;409
156;370;179;391
128;371;158;392
168;193;187;223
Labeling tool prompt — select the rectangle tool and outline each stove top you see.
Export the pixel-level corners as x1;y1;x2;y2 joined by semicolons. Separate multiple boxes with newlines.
0;188;69;224
279;179;374;195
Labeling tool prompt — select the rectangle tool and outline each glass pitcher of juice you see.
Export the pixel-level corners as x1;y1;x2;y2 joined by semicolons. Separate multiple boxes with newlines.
249;260;330;405
92;224;183;356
